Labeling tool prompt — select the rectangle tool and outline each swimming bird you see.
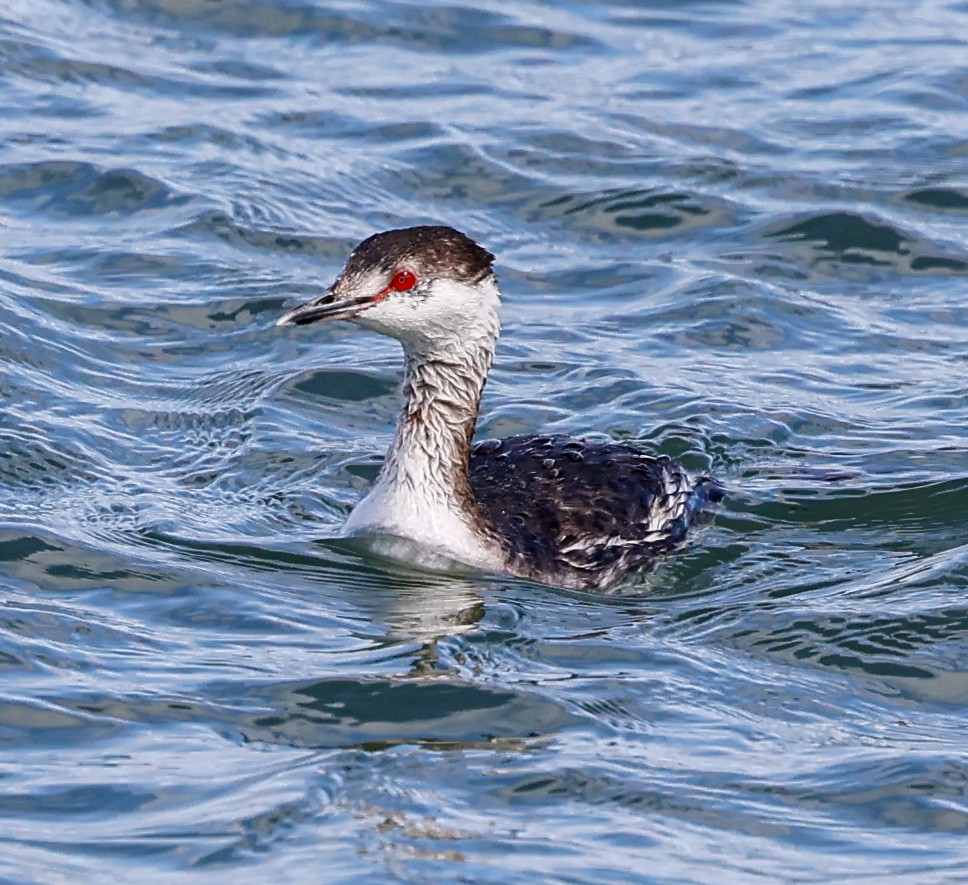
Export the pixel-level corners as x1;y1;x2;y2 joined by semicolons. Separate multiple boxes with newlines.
278;225;719;590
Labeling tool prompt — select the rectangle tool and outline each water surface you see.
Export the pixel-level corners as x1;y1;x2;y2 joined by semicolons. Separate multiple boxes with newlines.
1;0;968;881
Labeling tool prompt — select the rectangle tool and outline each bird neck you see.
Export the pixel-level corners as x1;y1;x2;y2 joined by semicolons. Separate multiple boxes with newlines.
376;331;495;517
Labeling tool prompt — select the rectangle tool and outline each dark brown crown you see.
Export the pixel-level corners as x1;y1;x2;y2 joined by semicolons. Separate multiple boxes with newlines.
342;225;495;283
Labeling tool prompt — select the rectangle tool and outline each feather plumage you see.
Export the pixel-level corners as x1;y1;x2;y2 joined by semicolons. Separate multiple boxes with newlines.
279;225;721;590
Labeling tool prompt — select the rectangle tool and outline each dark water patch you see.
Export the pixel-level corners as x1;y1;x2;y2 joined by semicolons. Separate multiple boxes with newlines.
726;617;964;688
189;58;286;84
641;278;830;352
0;696;125;748
204;676;581;750
287;368;397;404
0;597;165;673
489;760;815;847
0;782;159;818
903;187;968;214
340;82;494;102
773;477;968;535
478;21;599;52
0;161;190;218
99;0;597;54
909;255;968;273
172;209;338;256
0;36;154;92
632;117;787;159
741;755;968;833
394;141;543;212
0;422;102;491
607;3;780;39
764;211;968;276
34;292;300;340
507;130;679;184
142;123;269;156
261;109;444;145
23;248;216;292
3;41;276;101
91;0;360;38
0;527;173;593
536;187;735;238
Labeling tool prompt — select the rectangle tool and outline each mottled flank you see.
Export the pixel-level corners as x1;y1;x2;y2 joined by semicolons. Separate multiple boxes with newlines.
470;435;722;590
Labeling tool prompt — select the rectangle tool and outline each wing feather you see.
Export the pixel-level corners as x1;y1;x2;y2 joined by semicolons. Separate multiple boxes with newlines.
469;434;717;589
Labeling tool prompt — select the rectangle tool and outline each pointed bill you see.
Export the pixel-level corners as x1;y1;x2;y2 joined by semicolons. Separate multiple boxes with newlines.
277;290;383;327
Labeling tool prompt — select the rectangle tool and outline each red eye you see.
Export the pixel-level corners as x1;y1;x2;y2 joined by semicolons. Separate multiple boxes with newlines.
390;269;417;291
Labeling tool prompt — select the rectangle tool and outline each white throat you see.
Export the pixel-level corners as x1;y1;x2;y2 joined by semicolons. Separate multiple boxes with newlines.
341;276;504;571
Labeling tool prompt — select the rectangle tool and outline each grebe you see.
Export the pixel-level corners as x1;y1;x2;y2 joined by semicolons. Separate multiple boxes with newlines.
278;225;720;590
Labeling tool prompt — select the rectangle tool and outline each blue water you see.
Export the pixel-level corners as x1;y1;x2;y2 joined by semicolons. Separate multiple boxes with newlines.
2;1;968;881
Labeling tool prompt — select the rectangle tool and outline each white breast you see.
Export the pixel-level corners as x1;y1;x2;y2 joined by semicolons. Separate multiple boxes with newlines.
341;483;504;573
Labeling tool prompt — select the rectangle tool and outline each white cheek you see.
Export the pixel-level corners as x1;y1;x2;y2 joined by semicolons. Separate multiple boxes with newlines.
363;294;426;330
351;277;500;349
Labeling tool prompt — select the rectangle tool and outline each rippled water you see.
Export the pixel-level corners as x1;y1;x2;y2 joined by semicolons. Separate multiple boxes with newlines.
2;0;967;881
